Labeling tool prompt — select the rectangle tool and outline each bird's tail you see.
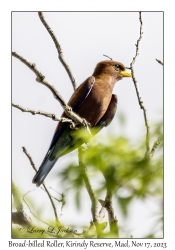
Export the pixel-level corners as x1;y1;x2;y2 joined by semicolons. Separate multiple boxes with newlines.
32;156;58;187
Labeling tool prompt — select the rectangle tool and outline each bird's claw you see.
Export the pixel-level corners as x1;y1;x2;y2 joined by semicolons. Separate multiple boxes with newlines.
70;122;78;130
82;118;90;127
82;119;91;135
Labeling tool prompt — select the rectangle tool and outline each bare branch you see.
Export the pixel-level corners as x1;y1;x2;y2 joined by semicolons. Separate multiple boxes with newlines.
103;54;113;60
78;147;99;223
12;51;91;132
22;147;37;172
105;190;119;236
98;199;107;221
156;58;163;65
12;51;66;106
78;146;109;236
149;137;163;158
38;12;77;90
98;191;118;236
22;147;60;225
12;103;77;129
130;12;150;155
130;12;143;66
12;103;62;121
98;165;119;235
12;211;33;227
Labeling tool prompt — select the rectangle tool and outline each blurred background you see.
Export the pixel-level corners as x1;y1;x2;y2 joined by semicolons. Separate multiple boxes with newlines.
12;12;163;238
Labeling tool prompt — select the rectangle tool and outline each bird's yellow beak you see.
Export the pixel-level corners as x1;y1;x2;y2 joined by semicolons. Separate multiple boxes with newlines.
121;70;132;77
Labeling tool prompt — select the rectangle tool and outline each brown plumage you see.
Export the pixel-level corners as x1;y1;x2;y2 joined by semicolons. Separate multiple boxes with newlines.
32;60;131;186
57;60;130;130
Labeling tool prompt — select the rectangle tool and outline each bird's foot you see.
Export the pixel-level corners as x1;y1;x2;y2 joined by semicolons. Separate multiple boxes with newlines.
60;117;78;130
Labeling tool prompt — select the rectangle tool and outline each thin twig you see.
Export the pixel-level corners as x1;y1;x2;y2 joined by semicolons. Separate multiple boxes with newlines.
38;12;77;90
22;147;37;172
98;192;118;236
105;190;118;236
22;147;60;225
49;187;66;216
12;51;90;132
12;180;96;238
12;103;63;121
98;199;107;221
156;58;163;66
12;103;77;128
130;12;150;155
78;147;99;223
131;12;143;66
17;189;63;238
103;54;113;60
22;190;97;238
41;187;66;216
98;165;119;235
149;137;163;158
22;190;50;226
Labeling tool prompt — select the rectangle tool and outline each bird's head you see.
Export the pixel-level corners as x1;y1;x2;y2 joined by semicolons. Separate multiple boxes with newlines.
93;60;131;80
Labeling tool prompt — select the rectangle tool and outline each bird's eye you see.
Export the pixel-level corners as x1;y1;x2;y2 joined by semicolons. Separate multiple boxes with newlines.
114;64;120;68
114;64;123;70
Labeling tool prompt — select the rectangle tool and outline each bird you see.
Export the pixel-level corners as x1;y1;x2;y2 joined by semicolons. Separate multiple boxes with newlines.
32;60;131;186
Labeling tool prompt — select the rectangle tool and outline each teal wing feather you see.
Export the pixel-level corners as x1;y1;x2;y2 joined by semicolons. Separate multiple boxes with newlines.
32;77;95;186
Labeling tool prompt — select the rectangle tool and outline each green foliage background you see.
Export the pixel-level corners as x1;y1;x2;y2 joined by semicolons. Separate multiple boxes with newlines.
12;118;163;238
